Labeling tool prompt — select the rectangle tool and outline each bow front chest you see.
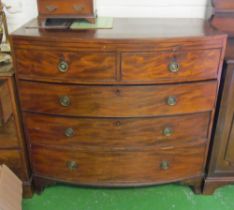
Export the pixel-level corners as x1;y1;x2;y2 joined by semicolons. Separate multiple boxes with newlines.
10;18;226;192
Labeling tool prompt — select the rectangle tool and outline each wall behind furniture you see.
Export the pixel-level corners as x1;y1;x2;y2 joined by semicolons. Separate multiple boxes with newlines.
4;0;211;32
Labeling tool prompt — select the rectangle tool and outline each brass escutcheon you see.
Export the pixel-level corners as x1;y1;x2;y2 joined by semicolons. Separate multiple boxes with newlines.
160;161;170;170
58;60;69;73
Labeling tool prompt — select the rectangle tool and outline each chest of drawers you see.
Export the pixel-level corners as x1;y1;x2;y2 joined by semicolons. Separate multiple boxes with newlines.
10;18;226;193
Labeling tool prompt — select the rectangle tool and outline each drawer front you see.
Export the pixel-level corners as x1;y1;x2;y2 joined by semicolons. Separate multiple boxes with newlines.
31;144;205;185
15;49;116;83
38;0;94;16
0;150;23;178
24;112;210;148
122;49;221;83
19;81;217;117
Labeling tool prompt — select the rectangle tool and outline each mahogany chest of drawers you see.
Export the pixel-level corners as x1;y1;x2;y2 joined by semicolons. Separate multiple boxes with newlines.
10;18;226;193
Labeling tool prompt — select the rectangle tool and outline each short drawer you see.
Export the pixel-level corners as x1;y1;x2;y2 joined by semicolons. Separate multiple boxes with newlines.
31;144;205;186
19;81;217;117
122;49;221;83
15;49;116;83
37;0;94;16
0;150;23;178
24;112;210;148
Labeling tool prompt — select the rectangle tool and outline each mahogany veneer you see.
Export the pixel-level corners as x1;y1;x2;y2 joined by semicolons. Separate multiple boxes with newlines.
10;18;226;193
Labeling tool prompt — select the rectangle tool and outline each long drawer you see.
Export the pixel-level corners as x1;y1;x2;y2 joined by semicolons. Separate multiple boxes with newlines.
24;112;210;148
19;81;217;117
31;143;205;186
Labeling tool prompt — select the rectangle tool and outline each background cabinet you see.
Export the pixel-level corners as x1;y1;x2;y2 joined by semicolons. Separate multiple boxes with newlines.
203;0;234;194
0;65;32;197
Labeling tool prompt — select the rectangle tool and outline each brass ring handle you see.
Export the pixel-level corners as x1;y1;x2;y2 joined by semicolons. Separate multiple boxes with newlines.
73;5;84;12
67;161;78;171
160;160;170;170
65;128;75;137
59;96;71;107
58;60;69;73
163;127;173;137
46;5;58;12
166;96;177;106
168;61;180;73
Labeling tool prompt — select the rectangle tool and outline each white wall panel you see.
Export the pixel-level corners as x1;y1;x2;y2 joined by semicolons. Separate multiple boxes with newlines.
3;0;211;32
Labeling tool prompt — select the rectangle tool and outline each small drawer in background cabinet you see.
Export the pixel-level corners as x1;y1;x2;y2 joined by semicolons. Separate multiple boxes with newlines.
37;0;95;16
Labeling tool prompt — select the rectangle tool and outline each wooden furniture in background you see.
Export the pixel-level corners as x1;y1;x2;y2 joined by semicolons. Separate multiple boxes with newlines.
10;18;226;193
0;65;32;197
211;0;234;36
203;0;234;194
37;0;97;27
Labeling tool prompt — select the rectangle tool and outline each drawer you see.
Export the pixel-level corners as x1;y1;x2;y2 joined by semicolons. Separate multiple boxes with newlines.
31;144;205;185
15;49;116;83
37;0;94;16
24;112;210;148
0;150;23;178
19;81;217;117
122;49;221;83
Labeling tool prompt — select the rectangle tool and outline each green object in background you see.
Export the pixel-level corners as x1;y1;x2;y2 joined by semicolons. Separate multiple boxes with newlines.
70;17;113;30
23;184;234;210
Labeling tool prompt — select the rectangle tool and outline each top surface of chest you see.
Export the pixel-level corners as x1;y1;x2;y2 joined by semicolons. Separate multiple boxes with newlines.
11;18;225;45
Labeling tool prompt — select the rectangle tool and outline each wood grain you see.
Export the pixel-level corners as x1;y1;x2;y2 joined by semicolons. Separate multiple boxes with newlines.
31;143;205;186
24;112;210;148
0;149;23;178
0;80;12;124
19;81;217;117
0;116;19;149
15;49;117;83
122;49;221;83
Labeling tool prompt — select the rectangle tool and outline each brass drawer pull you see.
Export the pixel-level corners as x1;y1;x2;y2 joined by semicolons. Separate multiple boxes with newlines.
58;60;69;73
166;96;177;106
73;5;84;12
163;127;173;137
160;161;170;170
67;161;78;171
168;61;180;73
65;128;75;137
46;5;58;12
59;96;71;107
